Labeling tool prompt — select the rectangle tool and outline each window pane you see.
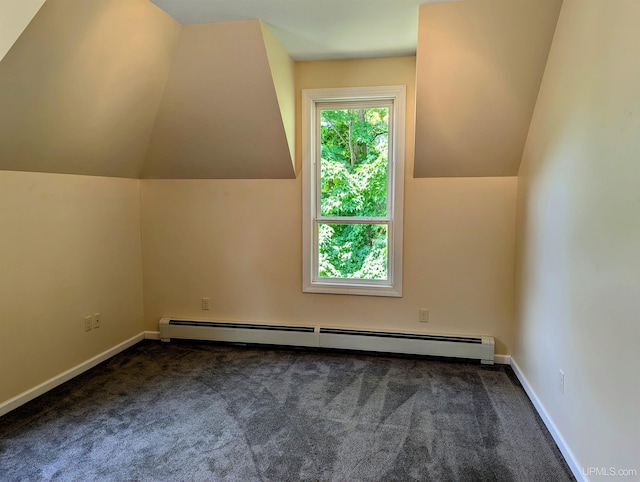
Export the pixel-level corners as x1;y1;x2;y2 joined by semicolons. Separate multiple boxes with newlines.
318;223;388;280
319;108;388;218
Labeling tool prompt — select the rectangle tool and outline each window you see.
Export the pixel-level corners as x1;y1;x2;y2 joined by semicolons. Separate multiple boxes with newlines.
302;86;405;297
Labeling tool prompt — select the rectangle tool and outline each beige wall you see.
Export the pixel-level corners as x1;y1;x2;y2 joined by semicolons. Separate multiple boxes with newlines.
414;0;561;177
142;57;518;355
0;0;180;178
261;22;296;173
142;20;295;179
0;171;144;404
0;0;45;62
514;0;640;476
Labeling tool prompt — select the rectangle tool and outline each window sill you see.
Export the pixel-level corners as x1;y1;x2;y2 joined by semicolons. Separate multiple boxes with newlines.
303;281;402;298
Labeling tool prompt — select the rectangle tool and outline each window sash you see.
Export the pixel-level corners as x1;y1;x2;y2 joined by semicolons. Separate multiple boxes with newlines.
312;220;392;283
302;86;405;297
315;101;395;221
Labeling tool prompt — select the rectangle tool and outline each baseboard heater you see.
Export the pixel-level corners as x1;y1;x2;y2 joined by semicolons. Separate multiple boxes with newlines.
158;318;494;365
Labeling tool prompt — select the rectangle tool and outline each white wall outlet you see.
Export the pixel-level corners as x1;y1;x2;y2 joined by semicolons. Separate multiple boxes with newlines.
419;309;429;323
559;369;565;394
92;313;101;329
84;315;92;332
202;297;210;310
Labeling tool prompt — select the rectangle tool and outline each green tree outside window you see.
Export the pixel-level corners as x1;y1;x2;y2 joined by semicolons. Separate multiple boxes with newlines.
318;107;389;279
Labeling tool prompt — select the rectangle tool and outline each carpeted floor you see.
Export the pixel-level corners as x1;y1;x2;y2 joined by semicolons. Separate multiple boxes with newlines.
0;341;574;481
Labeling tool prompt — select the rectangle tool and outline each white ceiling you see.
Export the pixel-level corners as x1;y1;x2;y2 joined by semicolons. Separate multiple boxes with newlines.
150;0;448;61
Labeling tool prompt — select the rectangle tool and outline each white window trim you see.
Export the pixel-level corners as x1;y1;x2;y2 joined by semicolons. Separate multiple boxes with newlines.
302;85;405;297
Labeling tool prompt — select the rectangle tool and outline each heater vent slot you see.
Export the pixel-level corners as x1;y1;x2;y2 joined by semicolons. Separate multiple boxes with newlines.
168;320;315;333
319;328;482;344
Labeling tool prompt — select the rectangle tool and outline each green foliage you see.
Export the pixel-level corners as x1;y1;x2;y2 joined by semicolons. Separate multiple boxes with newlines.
318;224;387;279
318;108;389;280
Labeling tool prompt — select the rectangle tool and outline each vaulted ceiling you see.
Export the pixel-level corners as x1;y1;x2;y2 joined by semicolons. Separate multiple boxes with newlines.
0;0;562;180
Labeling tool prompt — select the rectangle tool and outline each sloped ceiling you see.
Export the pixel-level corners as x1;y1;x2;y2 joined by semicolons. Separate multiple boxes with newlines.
0;0;295;180
142;20;295;179
414;0;562;177
0;0;181;178
1;0;564;180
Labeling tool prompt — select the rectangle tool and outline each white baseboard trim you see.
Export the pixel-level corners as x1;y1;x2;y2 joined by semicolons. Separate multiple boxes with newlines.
0;333;144;418
510;357;585;482
144;331;161;340
494;354;511;365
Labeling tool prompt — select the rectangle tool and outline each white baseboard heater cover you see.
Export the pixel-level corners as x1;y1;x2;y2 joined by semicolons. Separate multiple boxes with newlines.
158;318;494;365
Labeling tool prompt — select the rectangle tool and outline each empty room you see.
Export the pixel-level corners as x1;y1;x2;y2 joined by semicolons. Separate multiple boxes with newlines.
0;0;638;480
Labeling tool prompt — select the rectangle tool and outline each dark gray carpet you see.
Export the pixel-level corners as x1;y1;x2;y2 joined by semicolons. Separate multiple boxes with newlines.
0;341;574;481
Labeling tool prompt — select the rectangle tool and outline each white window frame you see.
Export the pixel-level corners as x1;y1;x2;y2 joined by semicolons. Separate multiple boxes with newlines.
302;85;405;297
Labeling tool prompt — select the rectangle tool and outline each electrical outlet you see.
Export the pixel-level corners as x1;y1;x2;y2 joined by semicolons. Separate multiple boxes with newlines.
419;309;429;323
559;369;565;394
202;297;210;310
84;315;92;332
93;313;101;329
